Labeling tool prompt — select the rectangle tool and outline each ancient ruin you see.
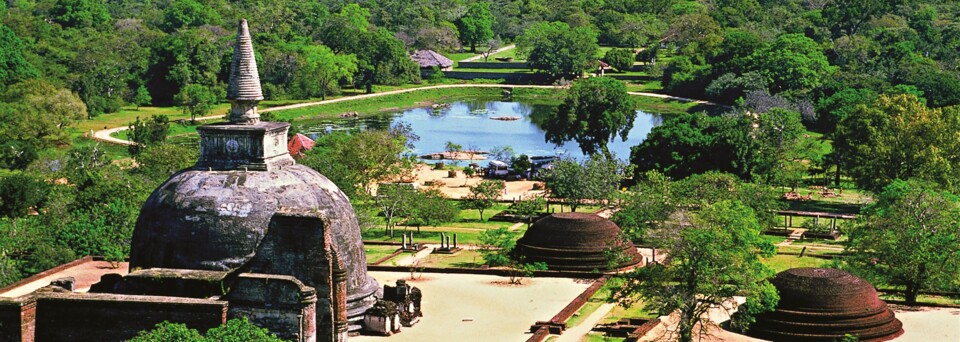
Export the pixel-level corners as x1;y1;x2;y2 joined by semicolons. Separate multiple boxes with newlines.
0;19;422;342
515;213;643;271
747;268;904;341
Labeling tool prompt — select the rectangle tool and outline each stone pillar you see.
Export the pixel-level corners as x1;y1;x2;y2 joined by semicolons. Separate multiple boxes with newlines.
439;233;446;249
453;234;458;249
445;236;451;249
401;234;407;250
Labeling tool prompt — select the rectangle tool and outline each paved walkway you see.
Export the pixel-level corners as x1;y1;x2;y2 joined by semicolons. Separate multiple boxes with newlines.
459;44;516;62
91;84;725;146
556;303;617;342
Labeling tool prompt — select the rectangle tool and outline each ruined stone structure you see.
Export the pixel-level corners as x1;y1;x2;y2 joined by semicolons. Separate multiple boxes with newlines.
747;268;904;341
0;19;427;342
515;213;643;271
130;19;379;334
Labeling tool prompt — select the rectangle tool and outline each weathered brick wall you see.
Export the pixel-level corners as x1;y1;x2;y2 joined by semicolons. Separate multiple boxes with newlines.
226;274;317;342
34;293;226;342
0;297;34;342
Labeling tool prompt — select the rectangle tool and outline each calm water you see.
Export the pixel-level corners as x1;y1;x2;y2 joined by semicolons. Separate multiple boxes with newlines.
297;100;661;160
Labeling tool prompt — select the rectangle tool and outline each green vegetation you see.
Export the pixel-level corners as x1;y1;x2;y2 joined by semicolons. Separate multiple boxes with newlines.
414;249;485;268
364;245;401;264
131;318;284;342
1;3;960;336
844;180;960;304
546;77;636;156
613;201;778;342
761;254;832;273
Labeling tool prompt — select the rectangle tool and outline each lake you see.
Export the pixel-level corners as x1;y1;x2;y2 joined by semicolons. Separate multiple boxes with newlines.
297;100;661;161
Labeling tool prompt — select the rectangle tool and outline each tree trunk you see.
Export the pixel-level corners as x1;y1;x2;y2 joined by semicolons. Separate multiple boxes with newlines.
834;160;842;187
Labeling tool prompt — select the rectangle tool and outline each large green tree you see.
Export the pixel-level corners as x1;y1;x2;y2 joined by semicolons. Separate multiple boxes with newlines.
844;180;960;304
835;94;960;193
300;124;417;197
461;179;505;221
293;44;357;100
612;200;778;342
50;0;111;29
127;115;169;155
174;84;216;123
544;77;636;156
750;33;834;93
0;24;37;90
517;21;599;78
457;2;494;52
0;80;87;146
541;154;630;212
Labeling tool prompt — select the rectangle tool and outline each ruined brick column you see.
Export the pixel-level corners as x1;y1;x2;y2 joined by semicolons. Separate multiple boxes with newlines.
331;251;349;342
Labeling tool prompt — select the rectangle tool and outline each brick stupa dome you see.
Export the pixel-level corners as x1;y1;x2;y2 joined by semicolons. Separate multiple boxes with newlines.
515;212;643;271
747;268;903;341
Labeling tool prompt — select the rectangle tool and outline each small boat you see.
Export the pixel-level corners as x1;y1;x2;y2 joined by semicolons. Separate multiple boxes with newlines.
490;116;520;121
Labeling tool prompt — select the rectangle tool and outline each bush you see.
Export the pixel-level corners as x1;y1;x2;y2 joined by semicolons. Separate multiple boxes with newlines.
132;318;283;342
603;48;636;72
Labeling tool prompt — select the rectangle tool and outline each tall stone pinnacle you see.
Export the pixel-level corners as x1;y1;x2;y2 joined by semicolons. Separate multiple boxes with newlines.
226;19;263;124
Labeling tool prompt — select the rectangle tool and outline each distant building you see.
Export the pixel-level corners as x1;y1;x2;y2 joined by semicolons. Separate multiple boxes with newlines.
287;133;315;159
410;50;453;71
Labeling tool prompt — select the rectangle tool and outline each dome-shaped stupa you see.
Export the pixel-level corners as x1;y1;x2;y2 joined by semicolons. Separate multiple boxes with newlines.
130;19;378;331
515;212;643;271
747;268;903;341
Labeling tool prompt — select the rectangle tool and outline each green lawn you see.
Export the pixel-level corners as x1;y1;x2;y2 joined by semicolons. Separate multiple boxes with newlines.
444;51;480;62
485;48;523;62
878;293;960;306
365;245;401;263
761;254;833;273
778;245;844;258
413;249;485;268
363;225;487;245
632;95;721;115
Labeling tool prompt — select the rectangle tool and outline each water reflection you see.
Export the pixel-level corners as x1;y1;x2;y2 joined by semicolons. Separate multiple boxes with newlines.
296;100;662;160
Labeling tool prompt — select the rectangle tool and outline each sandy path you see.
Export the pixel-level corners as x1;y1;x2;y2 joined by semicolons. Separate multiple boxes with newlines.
412;164;544;200
91;84;723;146
459;44;517;62
353;271;590;342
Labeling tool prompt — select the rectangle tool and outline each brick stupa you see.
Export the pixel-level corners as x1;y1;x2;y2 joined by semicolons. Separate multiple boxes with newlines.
747;268;904;341
515;213;643;271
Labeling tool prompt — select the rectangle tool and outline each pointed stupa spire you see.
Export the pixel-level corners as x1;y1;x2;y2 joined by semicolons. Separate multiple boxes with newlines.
227;19;263;124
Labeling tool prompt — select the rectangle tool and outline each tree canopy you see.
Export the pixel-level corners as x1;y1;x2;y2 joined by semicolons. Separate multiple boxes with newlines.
844;179;960;304
612;200;778;342
517;21;599;78
544;77;636;156
835;94;960;193
457;2;494;52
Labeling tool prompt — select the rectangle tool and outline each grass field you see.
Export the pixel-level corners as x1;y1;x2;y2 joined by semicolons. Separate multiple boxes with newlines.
761;254;833;272
485;48;523;62
413;249;485;268
365;245;401;263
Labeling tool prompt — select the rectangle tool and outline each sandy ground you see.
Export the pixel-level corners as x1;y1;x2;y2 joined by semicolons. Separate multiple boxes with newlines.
411;164;544;200
352;271;591;342
890;305;960;342
0;260;129;298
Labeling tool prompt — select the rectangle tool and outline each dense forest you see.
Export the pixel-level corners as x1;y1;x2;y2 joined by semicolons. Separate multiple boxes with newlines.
0;0;958;309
